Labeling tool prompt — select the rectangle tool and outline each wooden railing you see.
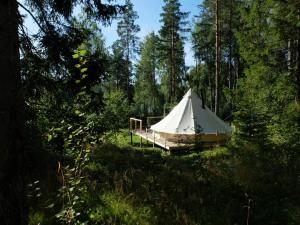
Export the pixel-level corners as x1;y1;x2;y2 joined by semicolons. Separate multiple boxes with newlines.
129;117;143;132
129;117;143;147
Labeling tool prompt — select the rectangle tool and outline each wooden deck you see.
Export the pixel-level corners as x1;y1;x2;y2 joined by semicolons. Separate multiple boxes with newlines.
132;129;192;151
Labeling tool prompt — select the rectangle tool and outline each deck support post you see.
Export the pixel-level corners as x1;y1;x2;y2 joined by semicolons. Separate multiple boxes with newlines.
153;131;155;148
130;132;133;145
146;129;149;145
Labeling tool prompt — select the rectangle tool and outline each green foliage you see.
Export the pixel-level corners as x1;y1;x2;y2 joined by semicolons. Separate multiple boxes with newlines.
43;49;104;224
117;0;140;59
191;0;243;117
83;142;245;225
89;193;152;225
107;41;128;92
22;1;300;225
115;0;140;101
134;32;162;116
29;211;47;225
158;0;190;103
102;90;131;133
234;0;300;149
200;147;230;159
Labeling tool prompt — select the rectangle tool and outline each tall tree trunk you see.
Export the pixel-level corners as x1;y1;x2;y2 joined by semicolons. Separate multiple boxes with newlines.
171;20;175;103
296;4;300;102
126;55;131;102
0;0;26;224
215;0;221;115
228;0;233;117
208;69;215;110
228;0;233;90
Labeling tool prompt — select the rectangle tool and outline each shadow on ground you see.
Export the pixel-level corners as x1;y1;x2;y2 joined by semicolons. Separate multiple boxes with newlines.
86;144;245;225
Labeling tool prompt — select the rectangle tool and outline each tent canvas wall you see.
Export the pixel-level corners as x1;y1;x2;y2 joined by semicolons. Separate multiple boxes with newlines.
150;89;232;144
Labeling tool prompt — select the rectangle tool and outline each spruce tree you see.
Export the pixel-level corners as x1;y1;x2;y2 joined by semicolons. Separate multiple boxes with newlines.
134;32;161;117
108;41;128;93
116;0;140;102
158;0;189;103
235;0;300;149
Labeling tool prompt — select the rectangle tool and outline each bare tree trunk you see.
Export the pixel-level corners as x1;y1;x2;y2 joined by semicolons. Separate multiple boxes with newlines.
215;0;221;115
171;20;175;103
169;64;172;103
0;0;26;224
126;55;131;101
208;70;215;110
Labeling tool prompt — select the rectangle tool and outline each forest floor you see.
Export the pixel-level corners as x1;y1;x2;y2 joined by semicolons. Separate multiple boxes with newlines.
77;130;245;225
28;130;298;225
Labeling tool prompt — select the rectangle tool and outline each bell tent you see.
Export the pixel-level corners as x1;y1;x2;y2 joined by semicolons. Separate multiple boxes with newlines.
150;89;232;144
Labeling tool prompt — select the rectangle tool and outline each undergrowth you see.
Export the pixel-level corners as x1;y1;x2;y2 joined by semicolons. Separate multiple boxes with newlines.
28;130;300;225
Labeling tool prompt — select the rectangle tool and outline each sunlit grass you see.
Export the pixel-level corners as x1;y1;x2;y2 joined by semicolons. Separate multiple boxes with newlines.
89;192;153;225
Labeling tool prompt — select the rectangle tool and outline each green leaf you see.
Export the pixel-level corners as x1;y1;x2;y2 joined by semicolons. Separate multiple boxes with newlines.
78;91;86;96
47;134;53;142
72;53;79;59
75;80;81;84
80;68;88;73
79;49;87;56
75;64;81;68
75;110;81;115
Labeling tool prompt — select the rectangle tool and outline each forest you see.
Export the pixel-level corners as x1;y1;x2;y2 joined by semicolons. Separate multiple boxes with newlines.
0;0;299;224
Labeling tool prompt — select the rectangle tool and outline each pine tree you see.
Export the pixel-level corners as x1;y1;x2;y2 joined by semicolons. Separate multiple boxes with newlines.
116;0;140;102
134;32;162;117
158;0;189;103
192;0;243;117
192;1;215;109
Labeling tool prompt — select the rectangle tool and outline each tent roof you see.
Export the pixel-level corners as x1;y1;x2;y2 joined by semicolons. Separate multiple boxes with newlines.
150;89;232;135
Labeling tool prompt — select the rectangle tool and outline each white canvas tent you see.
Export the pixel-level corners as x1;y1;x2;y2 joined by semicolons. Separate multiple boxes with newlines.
150;89;232;143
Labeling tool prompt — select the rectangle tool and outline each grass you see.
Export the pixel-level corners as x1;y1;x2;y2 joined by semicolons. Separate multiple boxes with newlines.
83;133;244;225
29;130;300;225
89;192;153;225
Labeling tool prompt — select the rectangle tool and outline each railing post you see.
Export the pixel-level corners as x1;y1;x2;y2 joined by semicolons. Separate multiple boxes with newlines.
129;118;131;131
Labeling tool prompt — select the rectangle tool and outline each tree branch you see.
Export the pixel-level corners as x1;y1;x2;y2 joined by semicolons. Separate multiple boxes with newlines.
17;1;46;33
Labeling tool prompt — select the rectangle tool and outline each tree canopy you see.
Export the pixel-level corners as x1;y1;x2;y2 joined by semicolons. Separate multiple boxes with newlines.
0;0;299;224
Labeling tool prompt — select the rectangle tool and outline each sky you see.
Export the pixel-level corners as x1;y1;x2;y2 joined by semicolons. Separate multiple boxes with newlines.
20;0;201;67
